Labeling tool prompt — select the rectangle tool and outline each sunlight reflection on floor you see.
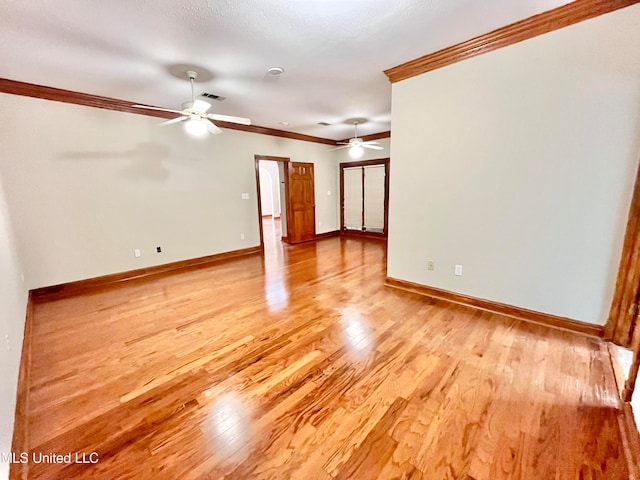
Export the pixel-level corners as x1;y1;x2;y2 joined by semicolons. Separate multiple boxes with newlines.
203;394;252;464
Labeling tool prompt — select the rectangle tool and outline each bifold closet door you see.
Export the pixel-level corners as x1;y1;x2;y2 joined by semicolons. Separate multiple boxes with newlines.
343;167;363;230
363;165;385;232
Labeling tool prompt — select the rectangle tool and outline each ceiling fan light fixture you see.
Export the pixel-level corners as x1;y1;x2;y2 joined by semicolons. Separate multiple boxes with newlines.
184;118;208;137
132;69;251;138
349;145;364;159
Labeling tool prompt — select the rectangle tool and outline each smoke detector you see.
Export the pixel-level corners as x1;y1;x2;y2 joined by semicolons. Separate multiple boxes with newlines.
267;67;284;76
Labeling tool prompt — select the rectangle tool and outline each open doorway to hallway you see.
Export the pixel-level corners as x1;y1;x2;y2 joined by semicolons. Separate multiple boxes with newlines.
255;155;290;254
258;160;284;247
255;154;317;251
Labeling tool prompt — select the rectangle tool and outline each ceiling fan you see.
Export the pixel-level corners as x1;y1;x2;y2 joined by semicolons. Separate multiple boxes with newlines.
132;70;251;137
330;120;384;159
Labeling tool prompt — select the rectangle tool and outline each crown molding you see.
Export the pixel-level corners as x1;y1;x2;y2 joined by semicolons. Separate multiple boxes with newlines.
0;78;337;145
384;0;640;83
211;121;335;145
338;130;391;144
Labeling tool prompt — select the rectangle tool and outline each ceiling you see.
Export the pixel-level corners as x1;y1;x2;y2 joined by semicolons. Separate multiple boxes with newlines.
0;0;574;140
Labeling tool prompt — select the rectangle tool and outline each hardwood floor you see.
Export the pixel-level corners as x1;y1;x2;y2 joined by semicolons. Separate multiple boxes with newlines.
14;220;638;479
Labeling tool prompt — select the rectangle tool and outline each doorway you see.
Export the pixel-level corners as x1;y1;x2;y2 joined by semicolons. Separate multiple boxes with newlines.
254;155;317;252
340;158;390;238
258;162;283;247
255;156;288;251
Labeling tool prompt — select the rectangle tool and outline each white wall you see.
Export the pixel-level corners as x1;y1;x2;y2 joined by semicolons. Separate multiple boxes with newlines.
0;176;27;479
278;162;288;233
0;93;339;289
259;167;274;216
388;6;640;325
258;160;281;216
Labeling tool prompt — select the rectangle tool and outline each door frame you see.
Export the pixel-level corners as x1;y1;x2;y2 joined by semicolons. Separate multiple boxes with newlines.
254;155;290;252
606;161;640;348
339;158;390;239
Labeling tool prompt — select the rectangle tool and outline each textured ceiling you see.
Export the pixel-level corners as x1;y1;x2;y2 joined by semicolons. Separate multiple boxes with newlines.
0;0;575;140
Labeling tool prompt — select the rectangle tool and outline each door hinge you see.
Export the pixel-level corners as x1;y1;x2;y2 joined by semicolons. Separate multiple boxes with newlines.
631;302;639;318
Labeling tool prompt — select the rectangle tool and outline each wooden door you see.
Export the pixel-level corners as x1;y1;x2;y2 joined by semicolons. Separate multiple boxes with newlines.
287;162;315;243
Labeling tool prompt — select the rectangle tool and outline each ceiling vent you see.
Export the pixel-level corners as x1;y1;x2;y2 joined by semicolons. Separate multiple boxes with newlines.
317;122;331;126
201;92;226;101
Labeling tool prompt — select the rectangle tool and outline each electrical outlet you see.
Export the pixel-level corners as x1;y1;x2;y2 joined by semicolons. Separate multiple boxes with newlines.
240;233;245;240
241;193;250;200
134;249;141;258
4;334;11;352
455;264;463;276
156;246;162;253
327;190;332;196
427;261;435;271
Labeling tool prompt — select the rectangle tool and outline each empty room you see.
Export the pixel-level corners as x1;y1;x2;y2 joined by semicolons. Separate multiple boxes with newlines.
1;1;640;479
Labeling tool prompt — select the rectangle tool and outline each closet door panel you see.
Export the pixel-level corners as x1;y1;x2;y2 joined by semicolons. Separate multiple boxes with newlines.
364;165;385;231
343;167;363;230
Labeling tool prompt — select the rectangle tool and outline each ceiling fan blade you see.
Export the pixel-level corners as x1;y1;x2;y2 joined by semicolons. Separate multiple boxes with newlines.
207;113;251;125
157;116;187;127
327;145;350;151
362;141;380;146
192;99;212;114
132;104;184;115
363;144;384;150
206;120;223;135
335;142;351;145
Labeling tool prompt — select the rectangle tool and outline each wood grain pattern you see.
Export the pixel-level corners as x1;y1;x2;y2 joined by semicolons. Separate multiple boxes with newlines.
618;403;640;479
9;292;34;480
623;323;640;402
606;161;640;347
384;0;640;83
385;276;605;338
0;78;336;145
625;348;640;402
608;342;628;398
30;246;262;300
10;232;637;479
287;162;316;243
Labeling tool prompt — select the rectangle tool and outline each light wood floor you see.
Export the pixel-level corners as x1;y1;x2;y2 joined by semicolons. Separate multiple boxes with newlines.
18;219;636;479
